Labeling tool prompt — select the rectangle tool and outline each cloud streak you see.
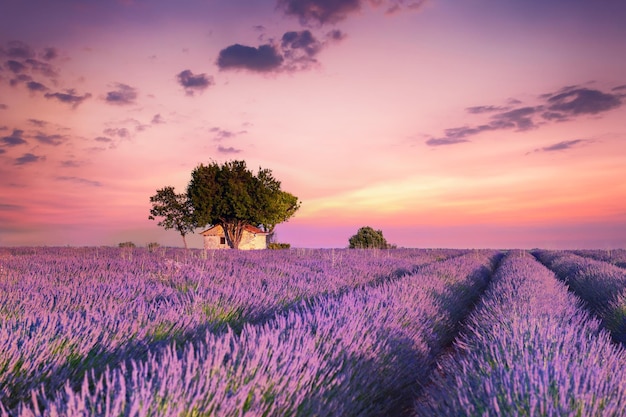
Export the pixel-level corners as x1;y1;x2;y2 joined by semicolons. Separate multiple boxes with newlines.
27;81;48;92
44;90;92;108
103;127;130;138
545;87;622;116
217;145;242;154
528;139;590;154
427;86;623;146
1;41;35;59
15;153;44;165
277;0;426;26
55;176;102;187
34;132;67;146
151;114;165;124
277;0;361;25
105;83;138;105
1;129;27;146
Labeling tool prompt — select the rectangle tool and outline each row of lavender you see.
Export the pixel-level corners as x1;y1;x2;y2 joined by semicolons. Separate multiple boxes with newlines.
571;249;626;269
0;247;463;412
415;252;626;416
533;250;626;344
1;249;498;416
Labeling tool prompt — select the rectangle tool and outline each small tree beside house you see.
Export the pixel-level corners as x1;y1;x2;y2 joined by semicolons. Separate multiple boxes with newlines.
148;186;195;249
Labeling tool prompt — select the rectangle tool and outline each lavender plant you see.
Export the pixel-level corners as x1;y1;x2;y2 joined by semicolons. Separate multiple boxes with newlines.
534;250;626;343
572;249;626;269
415;252;626;417
0;246;462;412
2;250;498;416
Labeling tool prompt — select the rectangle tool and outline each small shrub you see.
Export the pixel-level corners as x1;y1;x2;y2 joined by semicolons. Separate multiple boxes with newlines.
147;242;160;252
118;242;136;248
268;243;291;250
349;226;393;249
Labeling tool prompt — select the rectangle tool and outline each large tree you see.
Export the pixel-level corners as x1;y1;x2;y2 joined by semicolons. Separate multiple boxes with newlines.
187;160;300;249
148;186;195;249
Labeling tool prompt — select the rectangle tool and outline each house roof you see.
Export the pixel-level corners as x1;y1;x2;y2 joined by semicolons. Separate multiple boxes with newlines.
200;224;269;236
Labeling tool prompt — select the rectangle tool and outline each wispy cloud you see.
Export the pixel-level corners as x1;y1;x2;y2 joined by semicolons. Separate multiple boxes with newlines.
177;69;214;95
1;40;35;59
28;119;48;127
15;153;44;165
151;114;165;124
24;58;58;78
95;136;113;143
210;127;247;142
41;47;58;61
105;83;138;105
55;176;102;187
34;132;67;146
465;105;510;114
425;137;469;146
277;0;361;26
277;0;426;26
217;145;242;154
426;85;623;146
281;30;323;71
1;129;27;146
1;41;59;93
6;60;27;73
103;127;130;138
528;139;590;154
44;89;92;108
544;87;621;116
9;74;32;87
0;203;23;212
60;160;83;168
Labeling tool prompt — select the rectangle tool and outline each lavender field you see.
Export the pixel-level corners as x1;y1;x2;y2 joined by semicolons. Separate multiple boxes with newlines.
1;247;625;416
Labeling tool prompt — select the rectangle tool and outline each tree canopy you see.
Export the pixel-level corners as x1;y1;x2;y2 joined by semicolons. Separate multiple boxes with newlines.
348;226;393;249
187;160;300;249
148;186;195;249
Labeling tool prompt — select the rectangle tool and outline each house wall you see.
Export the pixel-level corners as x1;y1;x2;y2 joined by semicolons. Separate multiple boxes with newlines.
202;230;268;250
239;232;268;250
203;235;229;250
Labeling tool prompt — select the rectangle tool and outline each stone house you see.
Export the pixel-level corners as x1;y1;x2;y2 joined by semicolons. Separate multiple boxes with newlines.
200;224;269;250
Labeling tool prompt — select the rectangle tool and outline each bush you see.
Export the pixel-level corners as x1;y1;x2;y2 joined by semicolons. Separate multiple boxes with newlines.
147;242;160;251
349;226;393;249
268;243;291;250
118;242;136;248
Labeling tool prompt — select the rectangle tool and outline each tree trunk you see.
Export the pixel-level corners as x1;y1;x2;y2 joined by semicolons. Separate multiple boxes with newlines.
181;233;188;250
223;221;245;249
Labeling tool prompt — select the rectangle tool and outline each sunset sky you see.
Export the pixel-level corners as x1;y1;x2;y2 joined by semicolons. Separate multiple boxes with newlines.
1;0;625;249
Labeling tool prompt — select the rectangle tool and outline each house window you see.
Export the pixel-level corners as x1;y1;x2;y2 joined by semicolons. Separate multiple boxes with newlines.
220;237;226;245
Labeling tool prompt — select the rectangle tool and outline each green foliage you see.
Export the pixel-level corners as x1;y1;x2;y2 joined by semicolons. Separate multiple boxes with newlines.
149;186;195;249
118;241;136;248
146;242;160;251
268;242;291;250
187;160;300;249
348;226;392;249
